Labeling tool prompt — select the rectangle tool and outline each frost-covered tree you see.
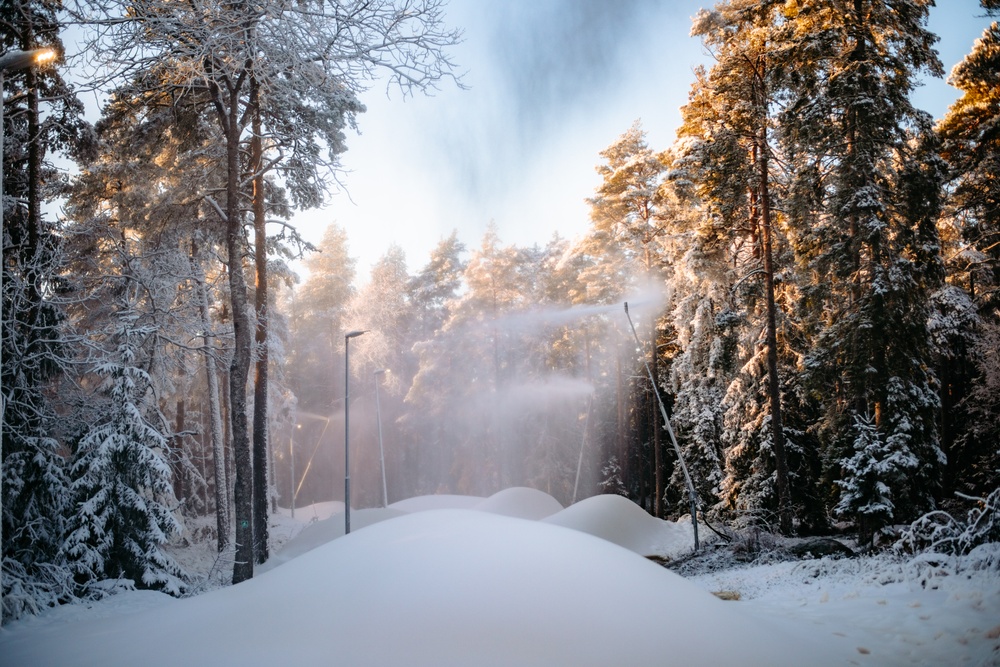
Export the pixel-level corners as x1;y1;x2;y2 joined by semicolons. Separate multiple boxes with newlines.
937;15;1000;494
74;0;460;583
287;224;357;415
64;298;185;595
674;3;798;531
779;0;946;522
835;414;909;545
668;298;726;512
938;19;1000;311
2;0;90;621
346;245;414;390
408;231;466;344
587;121;671;517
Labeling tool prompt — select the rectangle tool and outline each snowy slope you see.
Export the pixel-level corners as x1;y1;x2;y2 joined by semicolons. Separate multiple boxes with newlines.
1;492;997;666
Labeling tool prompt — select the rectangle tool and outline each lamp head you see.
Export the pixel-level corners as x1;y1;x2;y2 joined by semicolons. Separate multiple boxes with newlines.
0;47;57;73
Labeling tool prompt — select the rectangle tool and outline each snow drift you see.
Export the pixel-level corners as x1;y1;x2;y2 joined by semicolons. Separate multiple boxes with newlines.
0;509;849;666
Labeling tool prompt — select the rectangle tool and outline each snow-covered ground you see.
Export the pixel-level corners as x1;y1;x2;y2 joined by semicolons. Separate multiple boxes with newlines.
1;489;998;666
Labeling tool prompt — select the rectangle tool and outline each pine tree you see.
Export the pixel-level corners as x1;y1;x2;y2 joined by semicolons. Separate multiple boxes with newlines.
937;15;1000;494
587;120;671;517
64;298;185;595
288;224;357;416
779;0;946;522
678;3;796;531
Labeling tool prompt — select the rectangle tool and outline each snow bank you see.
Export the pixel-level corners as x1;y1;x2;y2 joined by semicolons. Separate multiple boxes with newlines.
0;510;850;667
688;556;1000;666
543;493;694;558
389;494;483;512
472;486;563;520
275;500;344;522
258;507;406;573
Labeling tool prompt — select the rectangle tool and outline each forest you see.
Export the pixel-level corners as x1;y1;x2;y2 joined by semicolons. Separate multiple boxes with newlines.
2;0;999;623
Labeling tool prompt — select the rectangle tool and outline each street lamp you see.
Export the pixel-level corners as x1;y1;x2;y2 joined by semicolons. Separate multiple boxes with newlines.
343;329;367;534
1;46;56;624
374;369;388;507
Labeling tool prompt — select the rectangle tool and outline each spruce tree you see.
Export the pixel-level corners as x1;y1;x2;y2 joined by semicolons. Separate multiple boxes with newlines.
834;414;908;545
64;299;185;595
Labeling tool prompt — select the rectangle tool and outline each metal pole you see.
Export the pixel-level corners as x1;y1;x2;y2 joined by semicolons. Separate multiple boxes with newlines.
624;302;700;551
572;393;593;505
374;369;388;507
343;330;367;534
290;426;297;519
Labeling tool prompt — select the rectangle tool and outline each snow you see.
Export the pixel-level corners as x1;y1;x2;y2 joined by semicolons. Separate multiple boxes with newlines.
689;556;1000;666
543;492;694;558
471;486;564;520
2;490;998;666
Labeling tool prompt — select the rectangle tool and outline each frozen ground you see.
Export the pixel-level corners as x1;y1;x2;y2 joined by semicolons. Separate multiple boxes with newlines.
1;488;997;666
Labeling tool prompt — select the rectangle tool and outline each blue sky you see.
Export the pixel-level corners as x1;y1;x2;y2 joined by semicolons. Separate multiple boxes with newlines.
291;0;996;281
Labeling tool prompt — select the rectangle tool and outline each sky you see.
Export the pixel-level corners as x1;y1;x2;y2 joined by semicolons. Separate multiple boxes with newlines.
3;489;998;665
289;0;998;281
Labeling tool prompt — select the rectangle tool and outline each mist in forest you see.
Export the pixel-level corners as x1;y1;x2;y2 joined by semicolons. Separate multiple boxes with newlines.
282;279;667;510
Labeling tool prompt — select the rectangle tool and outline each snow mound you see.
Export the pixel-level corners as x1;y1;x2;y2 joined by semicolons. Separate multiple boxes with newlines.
472;486;563;519
389;493;483;513
275;500;344;522
0;510;850;666
258;507;406;573
543;493;694;558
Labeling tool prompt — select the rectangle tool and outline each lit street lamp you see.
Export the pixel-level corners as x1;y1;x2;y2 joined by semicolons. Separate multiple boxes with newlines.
1;46;57;624
343;330;367;534
374;369;388;507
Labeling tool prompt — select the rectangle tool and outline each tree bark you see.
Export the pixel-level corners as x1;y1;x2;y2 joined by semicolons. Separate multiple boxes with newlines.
173;399;186;502
214;77;255;584
194;238;230;551
250;80;269;565
756;134;793;534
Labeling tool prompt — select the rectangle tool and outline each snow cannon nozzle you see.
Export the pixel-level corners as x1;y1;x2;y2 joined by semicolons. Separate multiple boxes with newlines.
623;301;629;315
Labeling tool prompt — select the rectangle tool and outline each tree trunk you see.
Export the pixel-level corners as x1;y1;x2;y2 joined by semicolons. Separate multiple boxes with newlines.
173;399;186;502
250;80;269;565
194;239;230;551
219;87;255;585
757;134;793;534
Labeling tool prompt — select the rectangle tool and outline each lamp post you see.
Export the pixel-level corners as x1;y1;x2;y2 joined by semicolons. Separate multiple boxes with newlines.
343;330;367;534
1;46;56;625
374;369;388;507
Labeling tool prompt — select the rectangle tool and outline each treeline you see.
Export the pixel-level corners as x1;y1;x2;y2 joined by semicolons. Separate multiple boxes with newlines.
2;0;999;624
315;1;1000;551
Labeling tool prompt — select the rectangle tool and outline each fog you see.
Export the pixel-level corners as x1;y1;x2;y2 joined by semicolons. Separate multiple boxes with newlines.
282;288;668;512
